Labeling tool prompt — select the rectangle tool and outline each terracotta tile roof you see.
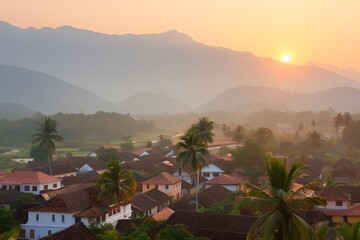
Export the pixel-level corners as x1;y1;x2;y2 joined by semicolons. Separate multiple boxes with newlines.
152;207;174;221
39;222;97;240
131;193;158;213
317;186;350;201
198;184;230;208
162;211;257;240
144;188;171;205
318;204;360;217
61;171;99;187
41;182;97;201
205;174;242;186
339;186;360;203
73;206;107;217
181;180;193;190
142;172;180;185
332;164;358;179
0;171;60;184
168;200;196;212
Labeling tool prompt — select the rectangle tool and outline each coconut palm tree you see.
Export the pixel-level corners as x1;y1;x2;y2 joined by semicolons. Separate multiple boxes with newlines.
190;117;215;145
176;129;209;212
98;160;136;203
232;124;246;145
239;158;326;240
343;112;353;128
254;126;275;147
338;221;360;240
32;116;63;175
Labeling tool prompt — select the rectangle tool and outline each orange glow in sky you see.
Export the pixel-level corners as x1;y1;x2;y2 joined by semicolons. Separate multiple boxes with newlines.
0;0;359;69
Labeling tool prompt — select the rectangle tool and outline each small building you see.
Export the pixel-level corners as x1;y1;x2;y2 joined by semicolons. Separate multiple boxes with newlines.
131;188;171;217
201;163;224;180
38;222;97;240
204;174;243;192
0;171;61;195
142;172;182;201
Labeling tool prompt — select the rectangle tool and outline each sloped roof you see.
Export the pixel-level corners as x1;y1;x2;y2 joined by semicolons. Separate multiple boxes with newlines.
152;207;174;221
317;186;350;201
73;206;107;217
201;163;224;173
164;211;257;240
142;172;180;185
131;193;158;213
61;171;99;187
332;164;358;179
0;171;60;184
339;186;360;203
205;174;242;186
198;184;230;208
144;188;171;204
39;222;97;240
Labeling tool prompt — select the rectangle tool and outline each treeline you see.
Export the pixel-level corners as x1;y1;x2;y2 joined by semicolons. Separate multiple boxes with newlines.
0;112;155;146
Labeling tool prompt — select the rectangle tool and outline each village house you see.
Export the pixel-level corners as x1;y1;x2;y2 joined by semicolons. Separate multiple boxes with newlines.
204;174;244;192
142;172;182;201
201;163;224;180
131;188;171;217
20;183;131;240
0;171;61;195
316;186;360;223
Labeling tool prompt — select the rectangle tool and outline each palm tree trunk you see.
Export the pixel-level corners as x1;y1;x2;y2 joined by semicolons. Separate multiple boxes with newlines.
195;169;200;212
48;152;53;176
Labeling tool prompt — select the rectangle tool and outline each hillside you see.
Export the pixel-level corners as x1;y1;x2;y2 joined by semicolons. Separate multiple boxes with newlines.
0;103;36;120
198;86;360;113
1;21;360;107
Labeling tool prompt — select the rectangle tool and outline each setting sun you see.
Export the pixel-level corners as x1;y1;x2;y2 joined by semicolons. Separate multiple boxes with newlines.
282;55;290;63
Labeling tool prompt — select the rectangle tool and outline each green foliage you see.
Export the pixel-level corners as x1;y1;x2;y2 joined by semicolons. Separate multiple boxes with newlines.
120;136;135;152
231;139;267;182
155;224;208;240
339;221;360;240
123;215;156;240
30;146;48;161
0;208;19;233
200;192;237;214
343;120;360;148
0;112;155;146
189;117;215;144
10;193;35;211
251;126;275;148
97;148;120;162
240;158;326;240
0;228;19;240
97;160;136;203
88;222;118;240
232;124;246;144
218;146;232;157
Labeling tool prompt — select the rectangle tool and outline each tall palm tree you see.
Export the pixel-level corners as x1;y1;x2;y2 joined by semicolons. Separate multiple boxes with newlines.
334;113;344;133
32;116;63;175
98;160;136;203
254;126;274;147
176;129;209;212
190;117;215;145
232;124;246;145
239;158;326;240
343;112;353;128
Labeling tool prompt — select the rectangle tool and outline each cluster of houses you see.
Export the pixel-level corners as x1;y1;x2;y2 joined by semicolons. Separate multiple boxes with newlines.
1;143;360;239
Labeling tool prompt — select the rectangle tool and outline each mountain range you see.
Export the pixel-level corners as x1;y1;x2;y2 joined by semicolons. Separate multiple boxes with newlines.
1;21;360;107
1;21;360;117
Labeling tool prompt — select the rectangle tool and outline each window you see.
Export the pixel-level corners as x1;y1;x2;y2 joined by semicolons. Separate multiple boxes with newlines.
336;201;343;206
52;215;55;222
213;172;220;177
32;186;37;191
36;214;39;221
112;208;116;215
30;229;35;238
203;172;210;177
75;217;81;223
109;208;113;216
96;217;100;222
53;183;57;188
116;205;120;213
61;215;65;222
344;216;348;223
165;185;169;189
102;215;106;222
1;185;6;190
146;185;150;189
48;230;52;235
19;229;25;238
24;186;30;191
44;185;48;190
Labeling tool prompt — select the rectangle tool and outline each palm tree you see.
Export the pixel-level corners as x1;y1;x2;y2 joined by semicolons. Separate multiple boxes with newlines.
232;124;246;145
239;158;326;240
306;131;323;153
254;126;274;147
190;117;215;145
311;119;317;130
334;113;344;133
32;116;63;175
98;160;136;203
338;221;360;240
176;129;209;212
343;112;353;128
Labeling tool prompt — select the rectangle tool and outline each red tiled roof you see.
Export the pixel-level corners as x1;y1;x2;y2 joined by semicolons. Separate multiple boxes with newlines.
39;222;97;240
142;172;180;185
0;171;60;184
205;174;242;185
152;207;174;221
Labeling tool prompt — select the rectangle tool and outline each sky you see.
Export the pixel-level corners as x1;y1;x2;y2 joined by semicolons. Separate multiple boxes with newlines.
1;0;359;69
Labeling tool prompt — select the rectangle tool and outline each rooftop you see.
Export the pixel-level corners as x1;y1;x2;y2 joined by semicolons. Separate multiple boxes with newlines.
205;174;242;185
142;172;180;185
0;171;60;185
39;222;97;240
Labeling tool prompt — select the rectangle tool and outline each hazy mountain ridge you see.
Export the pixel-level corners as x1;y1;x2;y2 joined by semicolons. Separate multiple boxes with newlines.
198;85;360;113
1;21;360;106
310;62;360;82
0;103;36;120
